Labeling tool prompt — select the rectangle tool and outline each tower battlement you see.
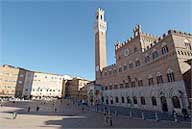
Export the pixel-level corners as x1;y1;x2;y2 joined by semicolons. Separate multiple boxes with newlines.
97;8;104;13
115;25;159;51
168;29;192;37
143;30;192;52
115;25;192;52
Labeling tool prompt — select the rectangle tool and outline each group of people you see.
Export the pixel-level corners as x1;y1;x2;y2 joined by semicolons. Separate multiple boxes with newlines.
27;102;59;113
27;106;40;112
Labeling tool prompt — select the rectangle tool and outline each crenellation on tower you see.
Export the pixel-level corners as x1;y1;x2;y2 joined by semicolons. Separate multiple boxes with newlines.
167;29;192;37
133;24;142;37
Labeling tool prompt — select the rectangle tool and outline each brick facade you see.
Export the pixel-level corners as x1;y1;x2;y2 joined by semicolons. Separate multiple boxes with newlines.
94;9;192;113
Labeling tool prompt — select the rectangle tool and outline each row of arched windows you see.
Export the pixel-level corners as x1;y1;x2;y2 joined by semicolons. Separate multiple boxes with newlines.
104;71;175;90
102;96;181;108
177;50;192;56
102;45;170;77
103;96;154;106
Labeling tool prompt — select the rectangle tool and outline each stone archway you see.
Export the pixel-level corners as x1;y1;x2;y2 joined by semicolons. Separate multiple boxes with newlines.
160;96;168;112
157;90;168;112
170;88;185;109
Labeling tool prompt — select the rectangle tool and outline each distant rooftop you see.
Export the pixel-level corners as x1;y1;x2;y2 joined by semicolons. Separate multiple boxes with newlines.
1;64;90;81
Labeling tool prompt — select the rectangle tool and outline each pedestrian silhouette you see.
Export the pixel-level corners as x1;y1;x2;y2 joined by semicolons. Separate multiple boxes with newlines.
12;112;17;119
109;113;112;126
36;106;39;112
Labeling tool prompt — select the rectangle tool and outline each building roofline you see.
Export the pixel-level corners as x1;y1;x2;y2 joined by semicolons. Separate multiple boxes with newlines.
115;26;192;51
1;64;90;81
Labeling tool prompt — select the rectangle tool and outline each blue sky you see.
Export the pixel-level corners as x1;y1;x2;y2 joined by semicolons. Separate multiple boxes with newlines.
0;0;192;80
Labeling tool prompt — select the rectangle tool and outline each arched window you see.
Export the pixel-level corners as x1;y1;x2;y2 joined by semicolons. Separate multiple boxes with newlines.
127;96;131;104
151;96;157;106
156;73;163;84
113;69;117;74
119;67;122;72
162;45;169;55
124;65;127;71
148;77;154;86
167;70;175;82
110;96;113;104
135;60;140;67
172;96;181;108
96;15;98;19
105;97;109;104
138;80;143;86
152;50;159;59
114;85;118;89
120;84;124;88
141;97;146;105
109;70;112;75
133;96;137;104
100;15;103;20
129;62;133;68
145;55;150;63
125;83;129;88
121;96;125;103
131;81;136;87
184;39;192;50
115;96;119;103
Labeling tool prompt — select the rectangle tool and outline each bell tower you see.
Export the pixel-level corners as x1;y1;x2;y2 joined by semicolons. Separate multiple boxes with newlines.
94;8;107;80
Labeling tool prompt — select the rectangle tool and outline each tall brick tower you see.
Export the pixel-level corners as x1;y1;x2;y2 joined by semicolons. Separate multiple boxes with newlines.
94;8;107;80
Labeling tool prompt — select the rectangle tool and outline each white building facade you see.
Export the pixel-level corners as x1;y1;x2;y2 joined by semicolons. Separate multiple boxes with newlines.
30;72;71;99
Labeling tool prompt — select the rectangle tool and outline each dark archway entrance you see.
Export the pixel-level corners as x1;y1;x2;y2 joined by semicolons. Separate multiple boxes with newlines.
161;96;168;112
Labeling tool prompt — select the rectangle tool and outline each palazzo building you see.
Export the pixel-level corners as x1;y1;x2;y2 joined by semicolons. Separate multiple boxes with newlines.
0;64;76;99
0;65;20;98
30;72;64;99
65;77;90;99
0;65;27;98
94;8;192;113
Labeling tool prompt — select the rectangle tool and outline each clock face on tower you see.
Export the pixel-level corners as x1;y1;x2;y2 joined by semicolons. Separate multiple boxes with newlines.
96;65;99;72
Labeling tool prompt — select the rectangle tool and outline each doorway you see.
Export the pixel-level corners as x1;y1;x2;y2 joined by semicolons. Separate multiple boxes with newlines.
161;96;168;112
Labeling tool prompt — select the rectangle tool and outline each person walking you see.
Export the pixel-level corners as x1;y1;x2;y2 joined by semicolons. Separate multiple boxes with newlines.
12;112;17;119
109;113;113;126
104;112;108;125
36;106;39;112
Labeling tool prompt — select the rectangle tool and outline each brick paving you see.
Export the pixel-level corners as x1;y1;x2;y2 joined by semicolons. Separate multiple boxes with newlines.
90;104;192;122
0;100;191;129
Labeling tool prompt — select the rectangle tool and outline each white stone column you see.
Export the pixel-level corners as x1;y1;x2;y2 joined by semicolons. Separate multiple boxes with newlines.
167;98;173;112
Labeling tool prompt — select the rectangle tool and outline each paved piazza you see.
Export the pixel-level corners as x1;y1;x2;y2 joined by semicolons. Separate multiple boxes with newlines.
0;100;191;129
